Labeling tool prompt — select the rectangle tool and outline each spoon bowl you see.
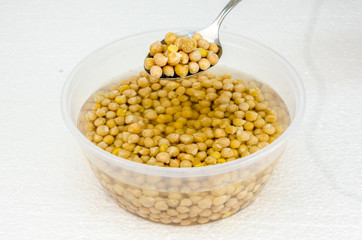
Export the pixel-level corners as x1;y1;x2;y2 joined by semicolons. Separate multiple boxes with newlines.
144;0;241;79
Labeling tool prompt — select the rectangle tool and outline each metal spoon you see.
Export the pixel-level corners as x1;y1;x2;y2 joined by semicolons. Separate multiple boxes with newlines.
144;0;242;79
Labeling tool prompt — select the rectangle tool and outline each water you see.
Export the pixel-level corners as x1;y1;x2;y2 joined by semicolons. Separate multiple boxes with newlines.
78;66;290;134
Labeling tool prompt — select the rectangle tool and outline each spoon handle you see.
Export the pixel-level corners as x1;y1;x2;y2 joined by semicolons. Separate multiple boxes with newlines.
212;0;242;27
198;0;242;43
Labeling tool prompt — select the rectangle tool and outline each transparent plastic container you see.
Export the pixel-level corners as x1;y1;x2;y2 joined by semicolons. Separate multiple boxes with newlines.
61;30;305;225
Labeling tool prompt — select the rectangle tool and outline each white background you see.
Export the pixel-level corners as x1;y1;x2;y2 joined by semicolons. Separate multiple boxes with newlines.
0;0;361;239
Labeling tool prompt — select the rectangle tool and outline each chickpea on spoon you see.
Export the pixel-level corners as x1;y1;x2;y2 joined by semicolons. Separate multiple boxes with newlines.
144;0;242;79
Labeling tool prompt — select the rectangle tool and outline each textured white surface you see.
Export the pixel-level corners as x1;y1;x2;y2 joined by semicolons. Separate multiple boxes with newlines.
0;0;361;239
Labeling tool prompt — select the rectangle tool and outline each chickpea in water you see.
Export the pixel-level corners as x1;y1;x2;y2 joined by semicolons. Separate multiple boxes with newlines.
82;71;286;168
79;66;290;226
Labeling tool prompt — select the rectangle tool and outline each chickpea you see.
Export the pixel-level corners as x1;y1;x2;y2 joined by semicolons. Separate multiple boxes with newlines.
96;125;109;136
198;48;208;58
167;44;178;53
128;134;140;144
103;135;114;145
263;124;276;135
156;152;171;164
209;43;219;53
105;111;116;119
244;121;254;131
207;52;219;65
175;64;189;78
165;32;178;45
216;138;230;148
221;148;234;158
163;65;175;77
144;58;155;70
245;111;258;121
197;39;210;49
128;123;142;134
192;33;202;41
178;51;190;64
189;49;201;62
174;36;188;49
154;53;168;67
169;159;180;167
214;128;226;138
164;132;178;142
180;160;192;168
181;38;196;53
150;66;162;78
167;52;181;66
236;130;250;142
149;41;163;56
254;118;266;128
180;134;194;144
198;58;211;71
94;117;106;127
84;122;95;132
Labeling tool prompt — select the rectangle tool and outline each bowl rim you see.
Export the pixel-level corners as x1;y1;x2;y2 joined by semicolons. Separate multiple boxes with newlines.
61;29;306;178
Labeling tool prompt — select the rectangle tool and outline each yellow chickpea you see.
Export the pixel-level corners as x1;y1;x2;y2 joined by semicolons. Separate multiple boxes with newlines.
163;65;175;77
149;41;163;56
156;152;171;164
167;52;181;66
207;52;219;65
167;44;178;53
198;58;211;71
154;53;168;67
180;160;192;168
192;33;203;41
144;58;155;70
263;124;276;135
189;49;202;62
174;64;189;78
188;62;199;74
150;66;162;78
198;48;208;58
209;43;219;53
181;38;196;53
165;32;178;45
179;51;189;64
197;39;210;49
245;111;258;121
174;36;188;49
96;125;109;136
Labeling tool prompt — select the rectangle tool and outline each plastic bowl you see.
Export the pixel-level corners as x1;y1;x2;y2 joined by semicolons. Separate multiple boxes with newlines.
61;30;305;225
